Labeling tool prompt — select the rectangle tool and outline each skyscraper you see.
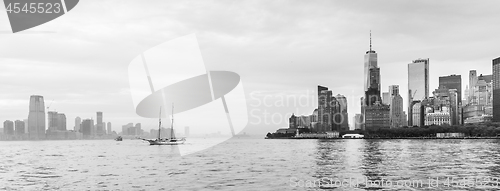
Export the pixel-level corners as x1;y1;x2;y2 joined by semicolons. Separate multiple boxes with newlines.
75;117;81;132
493;57;500;122
96;112;104;135
28;95;45;139
15;120;25;136
389;85;405;128
469;70;478;102
107;122;112;134
57;113;66;131
335;94;349;131
317;85;341;132
3;120;14;135
408;58;429;126
48;111;58;131
364;31;378;92
439;74;462;105
81;119;93;138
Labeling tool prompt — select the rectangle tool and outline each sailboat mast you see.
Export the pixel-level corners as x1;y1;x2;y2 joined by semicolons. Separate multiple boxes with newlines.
171;103;174;139
158;107;161;140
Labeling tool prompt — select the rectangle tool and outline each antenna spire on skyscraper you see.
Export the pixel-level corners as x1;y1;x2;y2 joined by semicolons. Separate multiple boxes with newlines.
370;30;372;51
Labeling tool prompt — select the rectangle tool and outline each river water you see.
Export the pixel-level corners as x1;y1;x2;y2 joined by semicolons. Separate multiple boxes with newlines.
2;138;500;190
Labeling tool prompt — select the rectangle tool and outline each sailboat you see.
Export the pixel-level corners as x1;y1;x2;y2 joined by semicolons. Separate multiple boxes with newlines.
141;105;186;145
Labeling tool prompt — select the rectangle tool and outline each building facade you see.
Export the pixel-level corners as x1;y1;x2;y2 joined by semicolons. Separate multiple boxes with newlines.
389;85;405;128
408;58;429;126
493;57;500;122
28;95;45;139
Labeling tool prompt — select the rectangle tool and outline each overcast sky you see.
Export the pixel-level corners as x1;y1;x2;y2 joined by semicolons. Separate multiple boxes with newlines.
1;0;500;135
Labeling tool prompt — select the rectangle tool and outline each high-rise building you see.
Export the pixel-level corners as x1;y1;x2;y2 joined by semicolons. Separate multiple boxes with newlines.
492;57;500;122
365;67;381;106
389;85;405;128
364;31;378;92
439;74;462;104
81;119;93;138
75;117;81;132
317;85;341;132
335;94;349;131
408;58;429;126
96;112;104;135
469;70;478;102
135;123;142;135
47;111;58;131
23;119;28;134
14;120;25;136
107;122;112;134
57;113;66;131
28;95;45;139
3;120;14;135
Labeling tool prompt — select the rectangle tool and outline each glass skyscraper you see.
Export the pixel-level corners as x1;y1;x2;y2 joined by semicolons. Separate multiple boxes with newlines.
408;58;429;126
28;95;45;139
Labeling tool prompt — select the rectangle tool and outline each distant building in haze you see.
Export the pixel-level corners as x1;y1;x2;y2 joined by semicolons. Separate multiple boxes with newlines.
57;113;66;131
81;119;94;138
15;120;25;136
107;122;112;134
3;120;14;135
96;112;104;135
28;95;45;139
408;58;429;127
74;117;81;132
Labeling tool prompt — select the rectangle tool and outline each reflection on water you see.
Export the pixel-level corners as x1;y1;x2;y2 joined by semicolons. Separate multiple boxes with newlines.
313;139;500;190
2;138;500;190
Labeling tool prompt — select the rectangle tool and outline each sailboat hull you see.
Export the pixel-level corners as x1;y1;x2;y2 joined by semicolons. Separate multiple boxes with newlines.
147;138;186;145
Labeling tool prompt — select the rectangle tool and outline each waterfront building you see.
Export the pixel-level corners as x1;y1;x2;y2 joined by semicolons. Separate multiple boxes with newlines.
75;117;81;132
335;94;349;131
408;58;429;126
439;74;462;105
48;111;58;131
57;113;66;131
96;112;104;135
364;102;390;131
28;95;45;139
354;114;363;130
81;119;93;138
3;120;14;135
469;70;478;102
425;112;451;126
389;85;405;128
107;122;112;134
14;120;25;136
122;123;134;135
317;85;341;132
464;115;493;124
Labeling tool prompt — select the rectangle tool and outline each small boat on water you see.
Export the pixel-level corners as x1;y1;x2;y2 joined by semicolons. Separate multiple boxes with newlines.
140;105;186;145
115;136;123;141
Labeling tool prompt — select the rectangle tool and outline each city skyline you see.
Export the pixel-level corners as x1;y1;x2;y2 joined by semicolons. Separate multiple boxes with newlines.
1;1;499;134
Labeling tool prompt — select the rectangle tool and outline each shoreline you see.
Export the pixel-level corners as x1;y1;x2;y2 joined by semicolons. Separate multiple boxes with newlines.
266;137;500;140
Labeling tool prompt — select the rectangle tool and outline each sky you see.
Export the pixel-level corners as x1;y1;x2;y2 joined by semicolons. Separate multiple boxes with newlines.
1;0;500;135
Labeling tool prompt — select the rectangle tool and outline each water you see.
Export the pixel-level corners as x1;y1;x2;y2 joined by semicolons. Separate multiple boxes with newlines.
2;138;500;190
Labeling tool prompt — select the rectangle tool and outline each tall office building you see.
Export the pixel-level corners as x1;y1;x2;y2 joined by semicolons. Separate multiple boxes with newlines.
335;94;349;131
57;113;66;131
23;119;28;134
493;57;500;122
439;75;462;104
3;120;14;135
75;117;81;132
96;112;104;135
28;95;45;139
47;111;58;131
469;70;478;102
107;122;112;134
364;31;378;92
408;58;429;126
365;67;381;106
389;85;405;128
81;119;93;138
14;120;25;136
317;85;341;132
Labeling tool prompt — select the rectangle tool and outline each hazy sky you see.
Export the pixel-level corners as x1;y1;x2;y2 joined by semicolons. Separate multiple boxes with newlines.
1;0;500;134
